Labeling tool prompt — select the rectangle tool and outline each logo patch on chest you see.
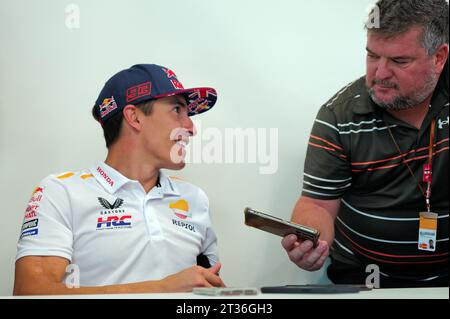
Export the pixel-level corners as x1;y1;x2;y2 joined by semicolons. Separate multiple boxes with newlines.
95;197;132;231
169;199;192;219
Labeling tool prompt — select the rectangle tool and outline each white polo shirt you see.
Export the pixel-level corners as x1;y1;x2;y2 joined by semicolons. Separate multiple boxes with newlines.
16;161;219;287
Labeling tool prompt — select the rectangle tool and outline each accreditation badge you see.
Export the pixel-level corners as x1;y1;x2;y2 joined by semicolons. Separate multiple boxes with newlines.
418;212;438;252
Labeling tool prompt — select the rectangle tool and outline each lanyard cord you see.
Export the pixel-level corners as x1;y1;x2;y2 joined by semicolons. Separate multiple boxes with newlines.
386;119;436;212
425;119;436;211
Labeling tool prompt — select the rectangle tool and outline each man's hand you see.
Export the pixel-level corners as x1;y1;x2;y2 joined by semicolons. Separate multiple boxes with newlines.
282;235;329;271
282;196;339;271
160;263;226;292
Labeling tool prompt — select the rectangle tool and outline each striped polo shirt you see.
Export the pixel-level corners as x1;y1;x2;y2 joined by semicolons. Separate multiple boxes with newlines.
302;75;449;283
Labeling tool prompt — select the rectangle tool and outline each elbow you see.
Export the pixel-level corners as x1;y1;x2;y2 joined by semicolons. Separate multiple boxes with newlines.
13;284;28;296
13;280;46;296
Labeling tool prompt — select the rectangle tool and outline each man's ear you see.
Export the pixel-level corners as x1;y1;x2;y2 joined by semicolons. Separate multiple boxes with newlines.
433;43;449;74
122;105;142;131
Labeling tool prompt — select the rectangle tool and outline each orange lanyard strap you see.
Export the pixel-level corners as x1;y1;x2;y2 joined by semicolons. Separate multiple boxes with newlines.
428;119;436;168
387;118;437;213
424;119;436;212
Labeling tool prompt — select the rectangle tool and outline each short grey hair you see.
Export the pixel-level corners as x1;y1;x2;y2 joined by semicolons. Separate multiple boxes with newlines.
366;0;449;55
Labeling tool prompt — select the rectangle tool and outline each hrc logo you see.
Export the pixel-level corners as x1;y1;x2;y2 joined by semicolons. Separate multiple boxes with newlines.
96;215;132;230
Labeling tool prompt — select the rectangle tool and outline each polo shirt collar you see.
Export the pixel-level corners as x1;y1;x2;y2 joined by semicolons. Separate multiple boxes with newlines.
91;161;129;194
428;73;449;112
158;170;180;197
353;79;377;115
91;161;180;197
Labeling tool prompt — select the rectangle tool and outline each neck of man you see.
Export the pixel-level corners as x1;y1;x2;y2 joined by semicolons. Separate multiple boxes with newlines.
105;140;160;193
386;95;433;130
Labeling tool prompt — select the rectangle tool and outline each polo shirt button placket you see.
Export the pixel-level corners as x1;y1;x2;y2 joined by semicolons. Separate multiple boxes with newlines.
144;195;164;240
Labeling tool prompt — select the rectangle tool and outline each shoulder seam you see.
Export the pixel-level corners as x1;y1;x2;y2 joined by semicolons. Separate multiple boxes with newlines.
169;176;185;181
56;172;75;180
323;77;365;110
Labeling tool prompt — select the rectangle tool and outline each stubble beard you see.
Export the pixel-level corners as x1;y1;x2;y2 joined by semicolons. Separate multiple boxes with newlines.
368;70;438;111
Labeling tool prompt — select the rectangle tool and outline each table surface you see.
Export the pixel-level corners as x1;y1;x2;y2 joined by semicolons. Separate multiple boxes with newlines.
4;287;448;299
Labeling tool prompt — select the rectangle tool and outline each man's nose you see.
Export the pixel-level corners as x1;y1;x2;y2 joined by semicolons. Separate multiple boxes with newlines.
183;116;195;137
375;58;394;80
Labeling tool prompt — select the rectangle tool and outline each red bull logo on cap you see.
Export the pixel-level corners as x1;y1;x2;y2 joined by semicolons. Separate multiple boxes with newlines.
99;96;118;118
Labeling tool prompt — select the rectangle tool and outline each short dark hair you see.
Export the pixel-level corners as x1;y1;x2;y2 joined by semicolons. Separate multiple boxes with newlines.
92;100;154;148
366;0;449;55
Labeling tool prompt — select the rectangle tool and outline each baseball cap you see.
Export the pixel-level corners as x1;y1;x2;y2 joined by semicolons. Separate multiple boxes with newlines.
94;64;218;124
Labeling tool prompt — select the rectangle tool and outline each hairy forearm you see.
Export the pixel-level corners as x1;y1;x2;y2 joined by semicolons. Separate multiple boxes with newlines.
14;279;165;296
291;197;338;246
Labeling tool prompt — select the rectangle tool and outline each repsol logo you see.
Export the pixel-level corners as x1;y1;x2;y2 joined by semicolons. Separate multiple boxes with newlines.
172;219;196;232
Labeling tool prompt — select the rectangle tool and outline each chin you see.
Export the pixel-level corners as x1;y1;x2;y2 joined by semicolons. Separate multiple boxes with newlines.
369;89;395;105
175;162;186;170
166;161;186;171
